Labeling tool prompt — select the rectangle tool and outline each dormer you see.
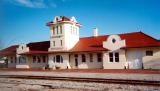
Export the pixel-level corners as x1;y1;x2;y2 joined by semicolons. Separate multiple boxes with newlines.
103;35;126;51
16;44;29;54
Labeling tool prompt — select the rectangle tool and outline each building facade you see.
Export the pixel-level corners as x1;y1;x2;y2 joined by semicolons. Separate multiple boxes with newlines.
0;16;160;69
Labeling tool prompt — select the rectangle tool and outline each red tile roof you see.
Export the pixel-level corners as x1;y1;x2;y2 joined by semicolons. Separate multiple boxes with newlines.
70;36;108;52
0;45;19;56
20;51;48;55
47;16;70;26
120;32;160;48
70;32;160;52
0;32;160;55
27;41;50;51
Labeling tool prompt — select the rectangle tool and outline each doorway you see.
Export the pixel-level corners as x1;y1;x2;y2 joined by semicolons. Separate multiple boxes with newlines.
127;50;143;69
75;58;78;67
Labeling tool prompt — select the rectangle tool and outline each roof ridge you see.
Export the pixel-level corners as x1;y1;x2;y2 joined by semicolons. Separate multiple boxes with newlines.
139;32;159;41
80;31;141;39
28;41;49;44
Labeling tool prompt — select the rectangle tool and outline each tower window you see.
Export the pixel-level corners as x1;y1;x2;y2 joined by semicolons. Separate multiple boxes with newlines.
60;40;62;46
53;41;55;46
53;27;55;35
60;25;62;34
56;26;59;34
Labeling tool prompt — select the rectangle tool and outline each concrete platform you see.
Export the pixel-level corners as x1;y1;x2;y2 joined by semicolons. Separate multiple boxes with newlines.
0;69;160;81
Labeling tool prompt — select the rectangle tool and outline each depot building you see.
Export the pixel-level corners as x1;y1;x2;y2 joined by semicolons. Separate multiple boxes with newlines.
0;16;160;69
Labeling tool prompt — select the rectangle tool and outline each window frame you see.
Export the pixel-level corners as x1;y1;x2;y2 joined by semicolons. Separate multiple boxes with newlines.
109;52;119;62
146;51;153;56
32;56;36;63
42;56;46;63
19;56;26;64
82;54;86;62
37;56;41;63
115;52;119;62
97;53;102;62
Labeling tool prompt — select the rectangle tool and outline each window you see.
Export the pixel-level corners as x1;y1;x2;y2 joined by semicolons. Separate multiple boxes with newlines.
109;52;119;62
82;54;86;62
60;40;62;46
109;53;113;62
56;26;59;34
74;54;78;57
19;56;26;64
42;56;46;63
53;27;55;35
53;41;55;46
37;56;41;63
97;53;102;62
146;51;153;56
89;54;93;62
15;57;17;63
61;56;63;63
115;53;119;62
112;38;116;43
56;55;60;63
55;55;63;63
10;57;13;63
53;56;55;63
60;25;62;34
56;17;58;21
33;56;36;63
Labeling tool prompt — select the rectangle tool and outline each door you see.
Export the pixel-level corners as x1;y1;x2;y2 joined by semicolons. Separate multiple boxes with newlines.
75;58;78;67
127;50;143;69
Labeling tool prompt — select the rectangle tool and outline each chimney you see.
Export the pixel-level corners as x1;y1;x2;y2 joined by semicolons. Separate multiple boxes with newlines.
93;28;98;37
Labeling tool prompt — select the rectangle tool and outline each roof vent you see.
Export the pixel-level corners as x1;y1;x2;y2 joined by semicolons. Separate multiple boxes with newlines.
93;28;98;37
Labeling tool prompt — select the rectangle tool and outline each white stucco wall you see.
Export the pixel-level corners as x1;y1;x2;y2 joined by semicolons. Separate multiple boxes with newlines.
16;44;29;54
126;47;160;69
7;55;16;68
27;55;48;68
64;23;79;50
103;49;127;69
48;17;80;52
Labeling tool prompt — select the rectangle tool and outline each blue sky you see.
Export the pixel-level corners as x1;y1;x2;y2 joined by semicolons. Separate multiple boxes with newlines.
0;0;160;48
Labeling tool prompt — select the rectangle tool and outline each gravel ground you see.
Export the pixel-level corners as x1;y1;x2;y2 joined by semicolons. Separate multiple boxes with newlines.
0;71;160;81
0;78;160;91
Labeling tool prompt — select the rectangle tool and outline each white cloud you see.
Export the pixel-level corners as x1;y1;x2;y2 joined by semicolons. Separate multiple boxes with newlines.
14;0;46;8
4;0;66;8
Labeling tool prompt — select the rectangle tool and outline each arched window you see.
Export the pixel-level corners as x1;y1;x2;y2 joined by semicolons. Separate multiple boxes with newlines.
53;55;63;63
56;55;60;63
61;56;63;63
19;56;26;64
